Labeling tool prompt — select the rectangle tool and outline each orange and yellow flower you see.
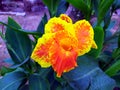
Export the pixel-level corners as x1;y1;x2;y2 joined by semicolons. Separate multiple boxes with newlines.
31;14;97;77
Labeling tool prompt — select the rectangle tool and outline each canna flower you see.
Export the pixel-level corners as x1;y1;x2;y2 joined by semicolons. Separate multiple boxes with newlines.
31;14;97;77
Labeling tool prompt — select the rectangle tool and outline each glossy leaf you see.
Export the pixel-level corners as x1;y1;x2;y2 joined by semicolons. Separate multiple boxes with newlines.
37;14;47;35
29;74;50;90
5;17;32;64
42;0;60;17
56;0;69;16
0;71;26;90
105;59;120;76
63;56;116;90
66;0;91;20
97;0;114;25
88;26;104;57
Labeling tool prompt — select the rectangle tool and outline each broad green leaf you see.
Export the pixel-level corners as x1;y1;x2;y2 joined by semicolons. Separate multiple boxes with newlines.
56;0;69;16
5;17;32;64
105;59;120;76
97;0;114;25
0;21;40;35
0;71;26;90
63;56;116;90
37;14;47;35
29;74;50;90
91;0;100;16
66;0;91;20
42;0;60;17
88;26;104;57
0;66;15;76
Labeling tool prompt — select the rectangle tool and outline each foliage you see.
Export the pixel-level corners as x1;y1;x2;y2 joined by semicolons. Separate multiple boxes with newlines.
0;0;120;90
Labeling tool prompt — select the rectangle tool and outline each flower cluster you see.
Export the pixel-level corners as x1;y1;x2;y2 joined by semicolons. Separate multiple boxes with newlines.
31;14;97;77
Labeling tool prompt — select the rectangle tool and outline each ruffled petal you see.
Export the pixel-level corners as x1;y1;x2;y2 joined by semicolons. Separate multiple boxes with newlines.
74;20;97;55
31;34;54;68
59;14;72;23
49;31;78;77
45;17;68;33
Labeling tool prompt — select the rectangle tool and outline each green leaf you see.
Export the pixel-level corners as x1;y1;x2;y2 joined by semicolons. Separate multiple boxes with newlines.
42;0;60;17
112;48;120;59
10;57;29;69
0;21;40;35
29;74;50;90
112;0;120;11
0;71;26;90
103;9;112;29
56;0;69;16
66;0;91;20
37;14;47;35
105;59;120;76
91;0;100;16
0;66;15;76
88;26;104;57
5;17;32;64
63;56;116;90
97;0;114;25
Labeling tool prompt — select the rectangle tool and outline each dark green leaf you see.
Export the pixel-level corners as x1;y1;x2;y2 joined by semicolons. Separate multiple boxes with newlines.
91;0;100;16
66;0;91;20
0;66;15;76
112;0;120;11
37;14;47;35
56;0;69;16
0;71;26;90
63;56;116;90
105;59;120;76
5;17;32;64
112;48;120;59
0;21;40;35
103;9;112;29
88;26;104;57
97;0;114;25
112;74;120;87
29;74;50;90
19;85;29;90
42;0;60;17
10;57;29;68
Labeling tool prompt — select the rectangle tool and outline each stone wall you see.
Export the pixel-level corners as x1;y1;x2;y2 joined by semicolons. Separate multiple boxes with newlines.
0;0;45;13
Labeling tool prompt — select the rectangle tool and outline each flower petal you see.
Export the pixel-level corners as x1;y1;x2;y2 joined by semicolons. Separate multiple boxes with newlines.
59;14;72;23
45;17;68;33
31;34;54;68
74;20;97;55
49;31;78;77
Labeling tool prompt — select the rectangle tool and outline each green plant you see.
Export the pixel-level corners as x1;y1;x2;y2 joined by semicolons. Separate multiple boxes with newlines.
0;0;120;90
